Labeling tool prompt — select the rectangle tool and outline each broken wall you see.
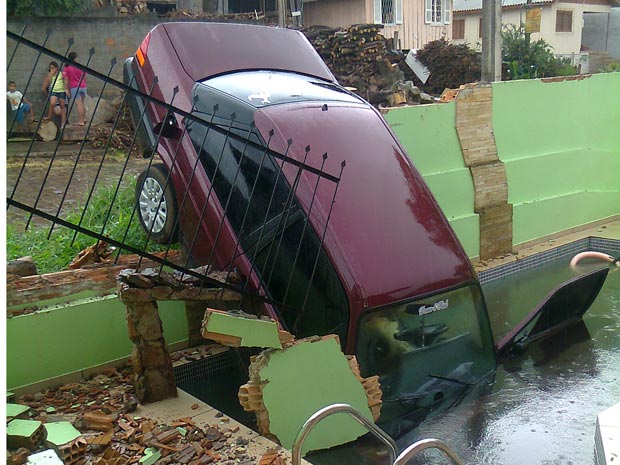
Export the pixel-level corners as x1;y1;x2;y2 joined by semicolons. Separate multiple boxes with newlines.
7;293;187;390
385;72;620;258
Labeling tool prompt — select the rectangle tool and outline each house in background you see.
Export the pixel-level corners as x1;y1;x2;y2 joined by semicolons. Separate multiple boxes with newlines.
301;0;454;49
452;0;618;56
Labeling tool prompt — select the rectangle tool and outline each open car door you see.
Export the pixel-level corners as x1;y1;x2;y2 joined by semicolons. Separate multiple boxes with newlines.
495;267;610;357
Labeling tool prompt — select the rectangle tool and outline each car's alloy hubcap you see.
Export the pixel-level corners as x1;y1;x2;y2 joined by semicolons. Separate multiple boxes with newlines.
139;177;168;234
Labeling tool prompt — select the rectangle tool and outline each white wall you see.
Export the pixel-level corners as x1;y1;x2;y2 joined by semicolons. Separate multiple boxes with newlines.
453;2;612;55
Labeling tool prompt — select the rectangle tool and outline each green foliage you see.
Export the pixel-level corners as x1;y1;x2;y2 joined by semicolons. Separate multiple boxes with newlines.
7;0;86;16
7;181;172;274
599;62;620;73
502;24;577;80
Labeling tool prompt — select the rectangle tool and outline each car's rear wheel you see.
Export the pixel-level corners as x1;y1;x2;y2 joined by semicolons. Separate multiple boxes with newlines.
136;163;178;244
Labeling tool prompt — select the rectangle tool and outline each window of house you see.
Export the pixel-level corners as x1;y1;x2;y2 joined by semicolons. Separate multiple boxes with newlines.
556;10;573;32
374;0;403;25
425;0;451;25
453;19;465;39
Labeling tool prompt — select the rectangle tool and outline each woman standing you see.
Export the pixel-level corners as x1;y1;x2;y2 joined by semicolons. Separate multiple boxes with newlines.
63;52;87;126
42;61;67;126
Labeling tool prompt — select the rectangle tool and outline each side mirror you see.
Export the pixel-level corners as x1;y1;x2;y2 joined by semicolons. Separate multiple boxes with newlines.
154;113;181;139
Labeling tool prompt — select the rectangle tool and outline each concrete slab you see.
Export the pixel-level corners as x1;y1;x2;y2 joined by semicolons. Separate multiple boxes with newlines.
595;402;620;465
134;388;310;464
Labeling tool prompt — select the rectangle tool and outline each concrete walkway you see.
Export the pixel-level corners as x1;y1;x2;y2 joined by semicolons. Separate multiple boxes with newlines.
474;217;620;273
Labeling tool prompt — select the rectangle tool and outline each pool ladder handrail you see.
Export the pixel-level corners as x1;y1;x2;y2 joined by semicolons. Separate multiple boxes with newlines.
291;403;398;465
291;403;465;465
394;438;465;465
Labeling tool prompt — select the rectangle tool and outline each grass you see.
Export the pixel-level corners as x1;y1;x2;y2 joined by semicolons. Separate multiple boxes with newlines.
7;180;174;274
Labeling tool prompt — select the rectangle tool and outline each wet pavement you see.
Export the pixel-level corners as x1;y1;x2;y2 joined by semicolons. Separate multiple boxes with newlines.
6;141;149;228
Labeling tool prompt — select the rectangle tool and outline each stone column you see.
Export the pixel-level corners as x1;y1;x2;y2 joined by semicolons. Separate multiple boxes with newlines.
121;292;177;403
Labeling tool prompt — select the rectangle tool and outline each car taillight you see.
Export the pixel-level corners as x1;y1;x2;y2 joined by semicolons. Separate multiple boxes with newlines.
136;32;151;67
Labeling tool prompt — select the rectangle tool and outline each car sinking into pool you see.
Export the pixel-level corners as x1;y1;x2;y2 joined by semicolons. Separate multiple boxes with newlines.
124;22;609;437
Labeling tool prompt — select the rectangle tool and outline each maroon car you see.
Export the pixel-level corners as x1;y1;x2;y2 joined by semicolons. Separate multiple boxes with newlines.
124;22;607;435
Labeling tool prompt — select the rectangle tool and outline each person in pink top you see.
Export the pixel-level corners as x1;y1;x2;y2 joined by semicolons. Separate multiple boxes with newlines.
63;51;88;126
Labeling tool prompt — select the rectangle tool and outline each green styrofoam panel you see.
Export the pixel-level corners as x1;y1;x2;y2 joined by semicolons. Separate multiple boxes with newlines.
384;102;466;175
204;312;282;348
7;403;30;418
44;422;81;446
493;74;620;162
7;419;42;437
512;191;620;246
258;337;373;454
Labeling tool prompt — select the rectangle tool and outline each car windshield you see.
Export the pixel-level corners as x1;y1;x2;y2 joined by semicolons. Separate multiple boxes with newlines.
356;284;496;431
201;70;362;107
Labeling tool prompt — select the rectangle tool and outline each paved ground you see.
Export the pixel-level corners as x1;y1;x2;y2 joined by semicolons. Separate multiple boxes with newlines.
6;140;149;228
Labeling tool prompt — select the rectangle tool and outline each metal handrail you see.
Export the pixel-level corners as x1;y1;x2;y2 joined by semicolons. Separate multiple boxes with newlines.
393;438;465;465
291;403;398;465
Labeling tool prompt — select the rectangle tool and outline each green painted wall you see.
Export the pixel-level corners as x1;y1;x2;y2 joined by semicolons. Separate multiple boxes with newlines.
385;102;480;258
492;74;620;245
7;296;188;390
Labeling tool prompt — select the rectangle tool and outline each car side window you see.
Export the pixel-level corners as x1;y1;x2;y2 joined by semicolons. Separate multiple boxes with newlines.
188;117;350;343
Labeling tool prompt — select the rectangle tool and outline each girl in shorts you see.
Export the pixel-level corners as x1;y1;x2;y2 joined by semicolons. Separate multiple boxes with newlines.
63;52;87;126
42;61;67;126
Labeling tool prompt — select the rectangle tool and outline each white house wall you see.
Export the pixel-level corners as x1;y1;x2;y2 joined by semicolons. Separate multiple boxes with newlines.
303;0;452;49
303;0;370;29
382;0;453;50
453;1;612;55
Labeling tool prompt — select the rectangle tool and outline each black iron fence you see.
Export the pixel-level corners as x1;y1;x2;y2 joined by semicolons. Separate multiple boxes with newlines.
6;29;345;335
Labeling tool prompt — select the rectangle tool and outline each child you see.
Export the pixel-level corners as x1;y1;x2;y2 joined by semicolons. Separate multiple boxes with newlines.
63;51;87;126
42;61;67;126
7;81;35;124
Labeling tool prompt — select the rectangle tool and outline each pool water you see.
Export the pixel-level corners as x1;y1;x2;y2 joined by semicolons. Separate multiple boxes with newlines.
403;258;620;465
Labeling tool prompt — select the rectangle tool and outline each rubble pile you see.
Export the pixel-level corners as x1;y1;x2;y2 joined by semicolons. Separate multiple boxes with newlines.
91;0;149;15
6;365;269;465
303;25;433;107
161;10;275;24
89;101;139;152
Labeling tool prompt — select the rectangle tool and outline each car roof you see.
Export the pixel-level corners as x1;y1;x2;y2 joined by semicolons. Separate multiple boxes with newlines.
157;22;336;82
254;102;474;311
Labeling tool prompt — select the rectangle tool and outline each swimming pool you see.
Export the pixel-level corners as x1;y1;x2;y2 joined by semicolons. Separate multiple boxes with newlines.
405;240;620;465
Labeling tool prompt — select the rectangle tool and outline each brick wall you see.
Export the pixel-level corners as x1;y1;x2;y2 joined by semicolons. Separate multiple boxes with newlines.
455;83;513;260
7;16;161;112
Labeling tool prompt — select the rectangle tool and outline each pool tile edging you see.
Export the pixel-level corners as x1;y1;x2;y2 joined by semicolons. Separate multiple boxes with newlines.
478;237;620;285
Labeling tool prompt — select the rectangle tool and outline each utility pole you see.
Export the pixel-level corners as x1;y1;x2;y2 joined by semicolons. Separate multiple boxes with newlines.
278;0;286;27
481;0;502;81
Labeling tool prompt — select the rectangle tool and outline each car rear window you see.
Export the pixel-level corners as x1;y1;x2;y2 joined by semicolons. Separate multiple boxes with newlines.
201;71;362;107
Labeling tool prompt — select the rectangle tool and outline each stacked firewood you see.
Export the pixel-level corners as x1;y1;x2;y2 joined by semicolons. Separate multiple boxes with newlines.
303;24;429;107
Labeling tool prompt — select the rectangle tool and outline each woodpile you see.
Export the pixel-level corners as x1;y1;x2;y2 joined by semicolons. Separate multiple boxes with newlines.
303;24;428;107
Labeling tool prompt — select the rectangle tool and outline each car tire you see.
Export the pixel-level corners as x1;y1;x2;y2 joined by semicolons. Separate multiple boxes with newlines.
136;163;178;244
